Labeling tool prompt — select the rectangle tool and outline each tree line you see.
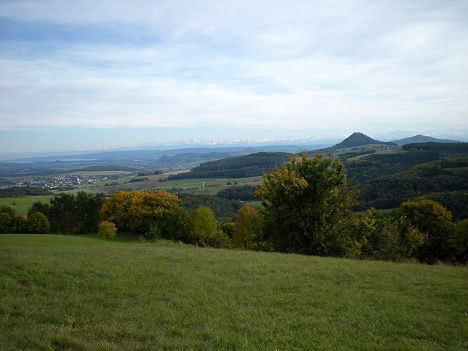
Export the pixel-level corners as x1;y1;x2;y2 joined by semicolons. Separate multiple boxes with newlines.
1;154;467;264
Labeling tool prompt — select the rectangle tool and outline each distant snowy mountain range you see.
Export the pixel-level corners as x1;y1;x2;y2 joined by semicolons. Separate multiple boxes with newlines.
0;132;465;161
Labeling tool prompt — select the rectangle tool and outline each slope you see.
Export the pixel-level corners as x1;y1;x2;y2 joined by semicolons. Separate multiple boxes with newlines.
391;134;460;146
169;152;291;180
1;234;466;351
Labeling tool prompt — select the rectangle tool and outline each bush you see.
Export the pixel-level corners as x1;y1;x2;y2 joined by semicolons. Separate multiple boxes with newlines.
12;215;27;233
27;212;50;234
188;207;228;247
144;224;163;241
452;219;468;263
233;204;264;250
398;199;456;263
345;209;424;261
0;212;13;233
98;221;117;241
161;207;189;241
220;222;234;239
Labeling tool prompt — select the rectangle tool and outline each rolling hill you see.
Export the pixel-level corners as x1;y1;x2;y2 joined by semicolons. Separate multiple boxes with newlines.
170;132;399;180
391;134;460;146
0;234;466;351
169;152;291;180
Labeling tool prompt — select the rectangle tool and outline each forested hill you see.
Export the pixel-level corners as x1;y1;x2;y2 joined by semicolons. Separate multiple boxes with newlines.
168;152;291;180
169;132;395;180
346;142;468;184
348;142;468;218
390;134;461;146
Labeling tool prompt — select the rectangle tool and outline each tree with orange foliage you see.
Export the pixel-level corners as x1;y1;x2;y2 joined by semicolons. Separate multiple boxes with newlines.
100;191;181;235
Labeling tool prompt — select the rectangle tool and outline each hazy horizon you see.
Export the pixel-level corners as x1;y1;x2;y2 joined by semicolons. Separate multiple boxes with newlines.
1;0;467;153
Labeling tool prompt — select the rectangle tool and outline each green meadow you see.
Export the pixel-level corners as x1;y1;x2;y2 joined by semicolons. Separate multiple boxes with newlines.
1;234;467;351
92;175;262;195
0;196;53;216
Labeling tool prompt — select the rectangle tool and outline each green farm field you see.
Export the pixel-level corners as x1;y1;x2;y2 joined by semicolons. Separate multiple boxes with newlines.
93;175;262;195
0;195;53;216
1;234;467;351
0;176;263;216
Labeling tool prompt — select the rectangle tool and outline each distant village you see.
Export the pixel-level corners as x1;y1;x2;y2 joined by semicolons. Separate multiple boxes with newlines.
0;174;121;190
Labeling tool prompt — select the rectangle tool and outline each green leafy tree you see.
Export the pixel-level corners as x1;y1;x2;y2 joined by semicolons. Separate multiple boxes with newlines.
26;212;50;234
220;222;234;239
12;215;27;233
188;206;220;246
398;199;456;263
30;192;105;234
348;209;425;261
233;204;264;250
161;207;189;241
0;212;13;233
451;219;468;263
98;221;117;241
256;153;355;256
0;205;15;218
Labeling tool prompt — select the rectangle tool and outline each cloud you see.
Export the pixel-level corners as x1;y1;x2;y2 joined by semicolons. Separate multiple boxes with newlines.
0;0;467;137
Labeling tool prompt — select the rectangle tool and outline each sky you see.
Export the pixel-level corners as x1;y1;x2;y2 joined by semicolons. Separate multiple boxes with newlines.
0;0;467;154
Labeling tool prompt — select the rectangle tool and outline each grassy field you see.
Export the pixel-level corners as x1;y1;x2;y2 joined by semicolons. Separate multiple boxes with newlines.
93;176;262;195
0;196;53;216
1;235;467;351
0;176;263;216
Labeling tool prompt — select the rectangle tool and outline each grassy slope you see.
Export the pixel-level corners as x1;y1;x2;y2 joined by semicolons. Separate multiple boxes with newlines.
0;235;467;351
0;196;53;216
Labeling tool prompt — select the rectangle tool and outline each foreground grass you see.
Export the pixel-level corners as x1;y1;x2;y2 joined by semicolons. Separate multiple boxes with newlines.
0;235;467;351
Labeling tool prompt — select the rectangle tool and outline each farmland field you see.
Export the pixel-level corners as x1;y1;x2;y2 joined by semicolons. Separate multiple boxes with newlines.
0;176;263;215
0;195;53;216
1;234;467;351
93;175;262;195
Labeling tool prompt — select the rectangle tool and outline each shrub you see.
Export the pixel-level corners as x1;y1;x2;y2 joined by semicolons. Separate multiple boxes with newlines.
398;199;456;263
220;222;234;239
188;207;222;247
27;212;50;234
233;204;264;250
0;205;15;218
0;212;13;233
144;224;162;241
346;209;425;261
452;219;468;263
98;221;117;241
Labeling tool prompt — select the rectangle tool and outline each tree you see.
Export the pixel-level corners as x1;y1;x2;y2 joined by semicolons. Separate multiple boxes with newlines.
98;221;117;241
188;206;220;246
30;192;106;234
100;191;182;235
255;153;355;256
0;205;15;218
347;209;424;261
12;215;27;233
26;212;50;234
398;199;456;263
233;204;263;250
451;219;468;263
0;212;13;233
